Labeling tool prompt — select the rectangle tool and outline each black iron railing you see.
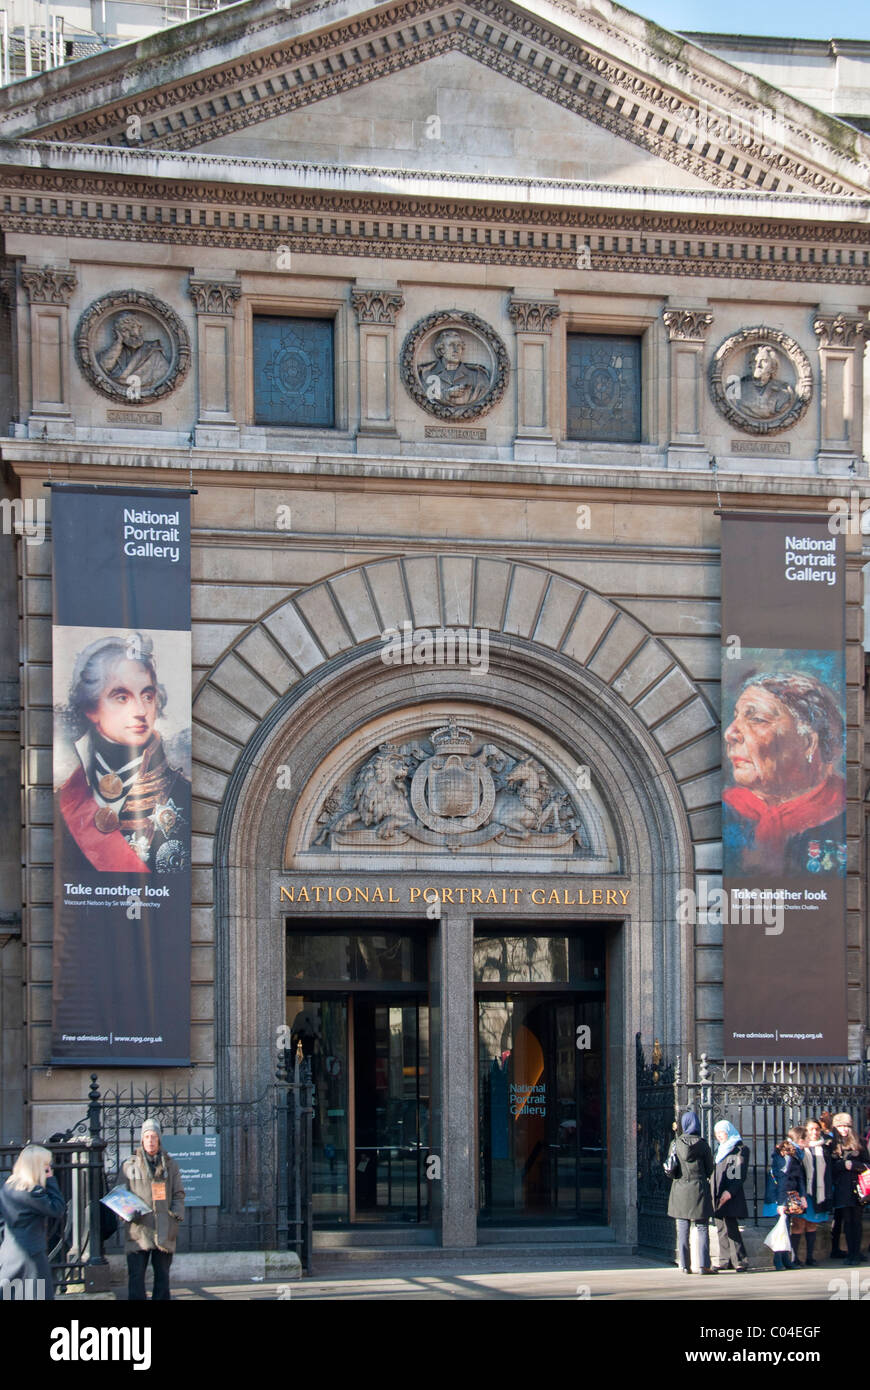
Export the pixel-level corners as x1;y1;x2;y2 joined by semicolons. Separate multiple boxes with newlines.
0;1061;314;1292
636;1035;870;1255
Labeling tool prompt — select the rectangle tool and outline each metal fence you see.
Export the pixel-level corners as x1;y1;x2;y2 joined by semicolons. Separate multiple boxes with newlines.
636;1035;870;1255
680;1053;870;1224
0;1056;314;1293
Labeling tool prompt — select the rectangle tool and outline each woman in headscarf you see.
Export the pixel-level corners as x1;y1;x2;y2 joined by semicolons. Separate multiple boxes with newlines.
666;1111;715;1274
798;1118;832;1267
711;1120;750;1272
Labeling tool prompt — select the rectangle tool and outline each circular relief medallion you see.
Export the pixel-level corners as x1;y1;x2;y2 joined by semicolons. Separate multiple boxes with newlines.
709;326;812;435
400;310;509;421
75;291;191;404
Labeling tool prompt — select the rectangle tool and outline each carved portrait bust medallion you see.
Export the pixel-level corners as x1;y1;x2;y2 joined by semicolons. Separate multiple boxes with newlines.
75;291;191;403
400;311;509;421
709;327;812;435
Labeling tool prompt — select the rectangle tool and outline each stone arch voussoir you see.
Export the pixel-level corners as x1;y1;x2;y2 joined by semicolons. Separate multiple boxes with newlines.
191;554;720;856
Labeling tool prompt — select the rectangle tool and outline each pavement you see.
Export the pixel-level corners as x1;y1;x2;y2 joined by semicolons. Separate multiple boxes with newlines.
109;1254;870;1300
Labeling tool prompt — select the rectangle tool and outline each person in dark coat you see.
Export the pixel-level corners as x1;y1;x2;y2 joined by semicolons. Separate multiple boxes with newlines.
711;1121;749;1272
770;1139;807;1271
829;1112;869;1266
0;1145;66;1299
667;1111;715;1274
797;1119;832;1267
820;1110;844;1258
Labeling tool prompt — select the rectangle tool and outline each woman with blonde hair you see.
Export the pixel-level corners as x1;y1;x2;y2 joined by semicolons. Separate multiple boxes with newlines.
829;1113;869;1266
0;1145;66;1299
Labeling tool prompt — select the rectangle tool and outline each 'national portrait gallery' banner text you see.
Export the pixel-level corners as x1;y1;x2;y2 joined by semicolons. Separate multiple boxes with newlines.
721;512;848;1061
51;485;191;1064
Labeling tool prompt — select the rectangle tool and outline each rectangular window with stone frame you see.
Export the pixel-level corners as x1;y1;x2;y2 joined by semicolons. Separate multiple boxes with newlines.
252;315;335;427
566;333;642;443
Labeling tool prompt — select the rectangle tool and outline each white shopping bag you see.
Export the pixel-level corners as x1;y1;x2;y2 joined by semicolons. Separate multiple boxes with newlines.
763;1213;792;1254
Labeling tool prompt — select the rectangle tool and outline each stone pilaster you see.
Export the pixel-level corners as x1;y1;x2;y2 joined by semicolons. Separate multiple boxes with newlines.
662;307;713;470
21;266;76;434
508;297;559;459
189;276;242;446
351;288;404;442
813;312;868;475
439;905;476;1247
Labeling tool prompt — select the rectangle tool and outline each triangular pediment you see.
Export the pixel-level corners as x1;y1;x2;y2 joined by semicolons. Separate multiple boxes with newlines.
197;50;710;187
0;0;867;196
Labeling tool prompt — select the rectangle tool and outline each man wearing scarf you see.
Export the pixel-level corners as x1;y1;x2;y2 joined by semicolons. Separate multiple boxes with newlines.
711;1121;750;1272
121;1119;185;1301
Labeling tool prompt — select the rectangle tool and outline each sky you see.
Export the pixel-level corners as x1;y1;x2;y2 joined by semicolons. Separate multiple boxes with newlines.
634;0;870;41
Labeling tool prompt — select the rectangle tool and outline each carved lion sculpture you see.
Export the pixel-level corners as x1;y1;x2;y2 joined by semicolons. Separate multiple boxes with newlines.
314;749;413;843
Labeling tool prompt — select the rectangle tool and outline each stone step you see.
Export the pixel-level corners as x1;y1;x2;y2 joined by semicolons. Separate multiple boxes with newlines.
314;1228;437;1248
478;1226;618;1245
311;1244;635;1267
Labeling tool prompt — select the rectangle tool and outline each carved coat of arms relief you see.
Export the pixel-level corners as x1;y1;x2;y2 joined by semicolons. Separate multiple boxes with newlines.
312;721;596;855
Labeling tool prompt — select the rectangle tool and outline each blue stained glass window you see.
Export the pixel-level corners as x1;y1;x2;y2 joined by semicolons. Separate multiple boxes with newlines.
566;333;642;443
253;315;335;427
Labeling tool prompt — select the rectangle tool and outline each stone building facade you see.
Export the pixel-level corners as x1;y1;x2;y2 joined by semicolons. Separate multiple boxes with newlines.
0;0;868;1246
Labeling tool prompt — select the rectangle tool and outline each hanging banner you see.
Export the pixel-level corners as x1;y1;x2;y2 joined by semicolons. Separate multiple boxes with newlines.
721;512;848;1061
51;485;191;1064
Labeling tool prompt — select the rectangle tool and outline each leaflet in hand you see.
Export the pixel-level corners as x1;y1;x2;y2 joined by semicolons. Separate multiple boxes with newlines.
100;1185;151;1221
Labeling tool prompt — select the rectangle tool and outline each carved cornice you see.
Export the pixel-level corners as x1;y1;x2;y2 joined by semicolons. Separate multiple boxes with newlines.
19;0;866;197
3;213;868;287
508;299;561;334
188;277;242;315
662;308;713;342
2;162;866;240
20;265;77;304
351;289;405;325
813;313;870;350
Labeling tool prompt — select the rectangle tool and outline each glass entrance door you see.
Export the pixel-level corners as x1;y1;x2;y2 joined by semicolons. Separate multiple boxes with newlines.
477;995;605;1222
353;999;429;1222
288;994;430;1224
286;925;430;1225
475;929;607;1225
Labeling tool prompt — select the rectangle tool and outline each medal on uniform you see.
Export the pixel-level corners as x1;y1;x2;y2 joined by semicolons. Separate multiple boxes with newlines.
94;806;120;834
150;800;181;836
98;772;124;800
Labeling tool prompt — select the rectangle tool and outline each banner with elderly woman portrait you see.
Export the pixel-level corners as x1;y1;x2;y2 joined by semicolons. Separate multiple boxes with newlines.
51;484;191;1065
721;512;848;1061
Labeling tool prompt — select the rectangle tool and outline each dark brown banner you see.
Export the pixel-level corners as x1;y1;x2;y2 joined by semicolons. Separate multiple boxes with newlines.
721;512;848;1061
51;485;191;1064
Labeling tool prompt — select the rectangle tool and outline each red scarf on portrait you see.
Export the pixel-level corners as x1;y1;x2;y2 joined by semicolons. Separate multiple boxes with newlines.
723;774;845;858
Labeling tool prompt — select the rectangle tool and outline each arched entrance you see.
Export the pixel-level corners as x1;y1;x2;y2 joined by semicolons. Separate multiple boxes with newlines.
196;556;711;1246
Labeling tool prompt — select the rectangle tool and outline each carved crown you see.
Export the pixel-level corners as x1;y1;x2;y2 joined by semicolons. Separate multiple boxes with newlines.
430;722;474;753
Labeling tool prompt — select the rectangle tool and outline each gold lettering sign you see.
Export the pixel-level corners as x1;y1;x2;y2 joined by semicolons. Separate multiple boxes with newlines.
279;883;631;906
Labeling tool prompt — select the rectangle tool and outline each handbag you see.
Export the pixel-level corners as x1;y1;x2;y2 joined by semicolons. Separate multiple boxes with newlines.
855;1169;870;1205
784;1191;805;1215
663;1141;680;1179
